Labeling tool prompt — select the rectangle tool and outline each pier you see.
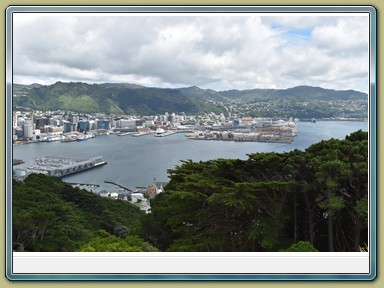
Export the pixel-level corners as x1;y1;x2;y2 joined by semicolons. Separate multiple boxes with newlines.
26;156;107;177
13;159;24;165
104;181;133;192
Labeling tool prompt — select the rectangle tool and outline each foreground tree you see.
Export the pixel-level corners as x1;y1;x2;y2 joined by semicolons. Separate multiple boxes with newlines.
142;131;369;252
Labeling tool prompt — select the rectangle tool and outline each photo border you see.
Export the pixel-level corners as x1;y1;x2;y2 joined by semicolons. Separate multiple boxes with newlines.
5;4;377;281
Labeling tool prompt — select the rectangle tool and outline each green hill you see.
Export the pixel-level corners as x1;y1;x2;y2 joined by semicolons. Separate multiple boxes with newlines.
12;81;225;115
218;85;367;103
13;82;367;117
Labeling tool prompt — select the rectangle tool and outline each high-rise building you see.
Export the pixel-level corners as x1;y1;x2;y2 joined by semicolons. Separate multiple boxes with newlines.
63;121;72;133
89;120;96;131
101;120;110;130
70;114;80;124
77;120;89;132
35;117;49;130
23;123;33;139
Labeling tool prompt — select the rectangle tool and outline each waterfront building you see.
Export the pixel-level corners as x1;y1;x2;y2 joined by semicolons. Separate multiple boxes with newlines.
145;119;154;127
118;119;137;129
22;123;33;139
70;114;79;124
242;117;253;125
94;119;102;130
35;117;49;130
63;121;72;133
89;120;96;131
71;123;78;132
101;120;110;130
15;127;23;138
135;119;143;127
47;126;63;133
77;120;89;132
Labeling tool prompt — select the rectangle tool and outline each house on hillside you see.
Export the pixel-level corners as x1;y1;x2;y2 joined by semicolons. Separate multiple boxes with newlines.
145;181;167;199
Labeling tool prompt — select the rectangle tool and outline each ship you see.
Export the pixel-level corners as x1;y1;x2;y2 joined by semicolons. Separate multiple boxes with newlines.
154;128;166;137
61;135;77;142
154;128;176;137
116;132;132;136
76;133;95;141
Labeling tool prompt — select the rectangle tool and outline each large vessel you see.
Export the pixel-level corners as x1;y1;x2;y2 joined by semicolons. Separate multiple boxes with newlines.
154;128;176;137
116;132;132;136
76;133;95;141
154;128;166;136
60;135;77;143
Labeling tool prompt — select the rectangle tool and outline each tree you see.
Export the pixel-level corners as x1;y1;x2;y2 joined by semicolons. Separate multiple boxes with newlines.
13;174;145;252
78;230;158;252
280;241;318;252
143;131;368;252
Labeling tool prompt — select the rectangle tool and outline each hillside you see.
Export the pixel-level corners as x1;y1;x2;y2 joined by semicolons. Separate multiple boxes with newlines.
12;174;156;252
12;81;225;115
12;82;368;118
175;85;367;103
218;85;367;103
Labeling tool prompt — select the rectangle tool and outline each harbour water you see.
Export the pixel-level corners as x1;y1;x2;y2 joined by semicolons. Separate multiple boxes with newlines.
13;121;368;192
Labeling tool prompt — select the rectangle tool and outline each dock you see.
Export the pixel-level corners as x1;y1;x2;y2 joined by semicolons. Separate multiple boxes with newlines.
26;156;107;177
13;159;24;166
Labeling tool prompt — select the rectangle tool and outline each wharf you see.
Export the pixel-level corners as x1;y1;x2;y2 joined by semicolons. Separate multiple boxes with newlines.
26;156;107;177
186;130;295;144
13;159;24;166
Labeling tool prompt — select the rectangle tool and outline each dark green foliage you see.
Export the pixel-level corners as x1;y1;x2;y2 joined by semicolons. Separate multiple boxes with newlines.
12;174;145;252
280;241;318;252
142;131;369;252
13;131;369;252
78;230;158;252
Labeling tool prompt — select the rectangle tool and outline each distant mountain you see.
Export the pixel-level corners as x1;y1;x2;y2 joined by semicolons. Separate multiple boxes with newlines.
215;85;367;103
12;81;367;116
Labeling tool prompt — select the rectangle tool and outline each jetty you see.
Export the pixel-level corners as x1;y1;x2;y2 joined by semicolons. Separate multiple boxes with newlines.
104;181;133;192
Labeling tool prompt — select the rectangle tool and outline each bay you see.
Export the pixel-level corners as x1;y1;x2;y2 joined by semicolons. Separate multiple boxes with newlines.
13;121;368;192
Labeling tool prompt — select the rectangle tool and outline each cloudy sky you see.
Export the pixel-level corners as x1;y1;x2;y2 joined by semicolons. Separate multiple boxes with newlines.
12;12;370;92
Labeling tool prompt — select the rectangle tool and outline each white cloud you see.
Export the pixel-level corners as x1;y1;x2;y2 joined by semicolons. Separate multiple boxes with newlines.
312;17;369;56
12;13;370;92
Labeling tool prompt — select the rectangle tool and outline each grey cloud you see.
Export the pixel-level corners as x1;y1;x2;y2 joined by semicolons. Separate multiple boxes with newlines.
12;14;370;92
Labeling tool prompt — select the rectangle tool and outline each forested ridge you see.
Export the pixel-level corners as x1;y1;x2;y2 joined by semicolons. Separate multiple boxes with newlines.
13;130;368;252
12;81;225;115
13;82;366;118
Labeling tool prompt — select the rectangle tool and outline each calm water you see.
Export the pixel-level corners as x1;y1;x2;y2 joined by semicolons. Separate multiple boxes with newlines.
13;121;368;191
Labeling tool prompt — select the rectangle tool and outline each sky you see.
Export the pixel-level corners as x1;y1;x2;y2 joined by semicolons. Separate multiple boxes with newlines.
12;13;370;92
